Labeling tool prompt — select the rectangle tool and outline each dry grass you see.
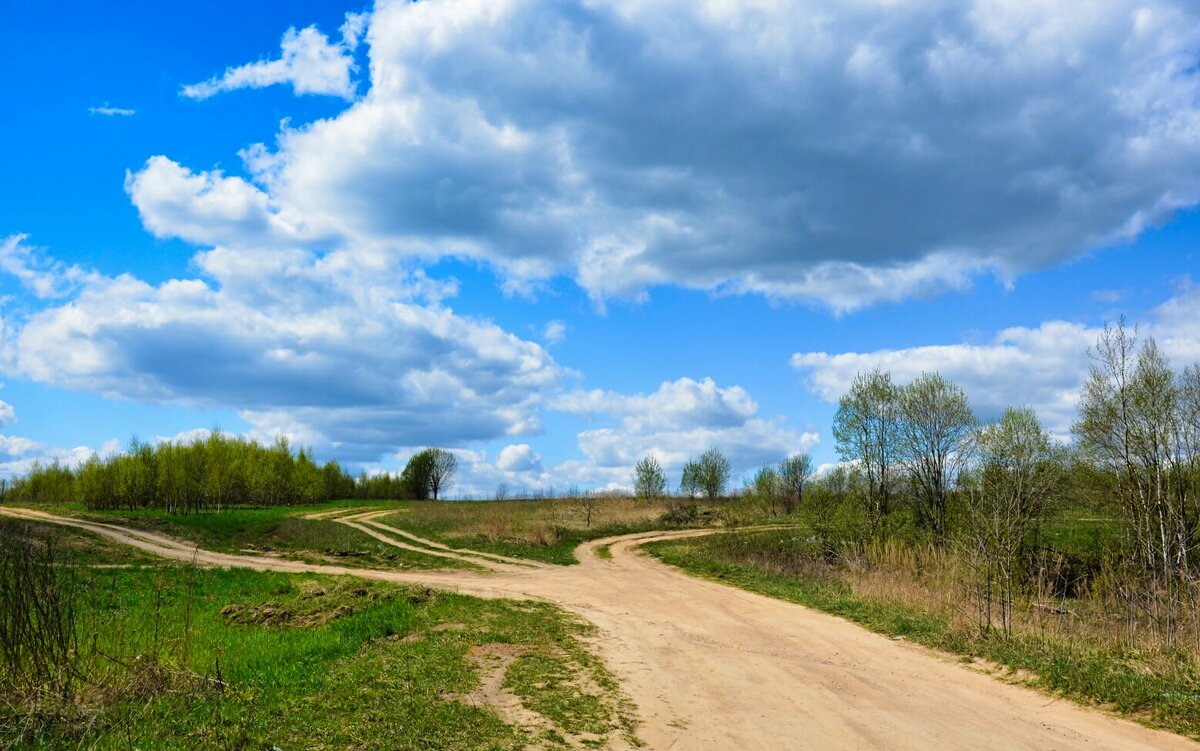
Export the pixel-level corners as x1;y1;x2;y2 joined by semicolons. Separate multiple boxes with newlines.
383;497;682;564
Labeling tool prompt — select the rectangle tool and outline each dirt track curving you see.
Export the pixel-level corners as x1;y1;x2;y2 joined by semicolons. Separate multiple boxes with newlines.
3;505;1195;751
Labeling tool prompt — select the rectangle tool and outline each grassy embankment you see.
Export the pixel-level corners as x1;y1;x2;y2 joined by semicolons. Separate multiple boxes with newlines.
2;521;638;750
35;500;479;572
379;497;715;565
646;505;1200;740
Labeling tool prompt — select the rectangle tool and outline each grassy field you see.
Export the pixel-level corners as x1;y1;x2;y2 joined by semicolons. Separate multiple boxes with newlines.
0;517;161;567
646;523;1200;740
37;500;482;572
379;497;714;565
3;525;638;750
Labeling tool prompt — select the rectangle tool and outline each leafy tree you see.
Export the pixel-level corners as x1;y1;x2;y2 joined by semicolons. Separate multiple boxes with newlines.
1075;321;1200;587
695;448;730;501
898;372;977;540
832;368;901;532
778;453;813;514
633;456;666;500
751;465;780;515
401;450;436;499
962;407;1064;637
679;460;700;497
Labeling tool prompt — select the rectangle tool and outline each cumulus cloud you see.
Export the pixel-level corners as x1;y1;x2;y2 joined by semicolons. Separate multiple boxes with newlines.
2;242;562;463
553;377;819;482
135;0;1200;311
182;22;359;100
791;285;1200;437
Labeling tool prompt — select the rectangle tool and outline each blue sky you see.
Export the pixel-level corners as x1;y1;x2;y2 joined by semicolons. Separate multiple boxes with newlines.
1;0;1198;496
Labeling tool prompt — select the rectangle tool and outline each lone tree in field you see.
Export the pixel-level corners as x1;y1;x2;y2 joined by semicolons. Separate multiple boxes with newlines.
428;448;458;501
898;372;977;541
962;407;1064;637
634;456;666;499
778;453;813;514
401;450;436;499
695;448;731;501
832;368;901;533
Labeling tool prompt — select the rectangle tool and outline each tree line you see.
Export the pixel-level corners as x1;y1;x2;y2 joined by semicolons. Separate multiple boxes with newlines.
0;433;459;513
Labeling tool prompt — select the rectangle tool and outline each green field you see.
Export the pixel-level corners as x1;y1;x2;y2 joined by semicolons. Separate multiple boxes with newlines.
44;500;482;572
2;523;637;750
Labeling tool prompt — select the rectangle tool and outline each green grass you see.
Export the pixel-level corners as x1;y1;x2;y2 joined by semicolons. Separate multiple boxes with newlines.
6;564;638;750
0;517;161;567
646;529;1200;741
38;501;478;572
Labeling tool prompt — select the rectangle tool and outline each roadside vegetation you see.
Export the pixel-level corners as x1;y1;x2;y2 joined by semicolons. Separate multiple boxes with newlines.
1;522;637;750
650;320;1200;739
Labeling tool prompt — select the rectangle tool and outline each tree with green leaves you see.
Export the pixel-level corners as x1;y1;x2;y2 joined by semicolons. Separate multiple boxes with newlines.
832;368;901;533
898;372;977;540
1075;321;1200;588
694;447;730;501
962;407;1064;636
778;453;813;514
633;455;666;500
401;449;436;499
751;465;781;515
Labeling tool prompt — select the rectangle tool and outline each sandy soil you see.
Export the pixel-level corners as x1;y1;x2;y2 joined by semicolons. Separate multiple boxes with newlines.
3;506;1196;751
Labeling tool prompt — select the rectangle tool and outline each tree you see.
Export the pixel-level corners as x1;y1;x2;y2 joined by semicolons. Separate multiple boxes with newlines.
778;453;813;514
634;456;666;500
962;407;1064;637
428;448;459;501
898;372;977;540
751;465;781;515
832;368;901;533
1075;322;1200;591
679;460;701;498
401;450;436;499
695;448;730;501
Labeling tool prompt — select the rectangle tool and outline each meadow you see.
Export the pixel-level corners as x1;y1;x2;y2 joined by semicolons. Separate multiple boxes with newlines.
0;519;637;750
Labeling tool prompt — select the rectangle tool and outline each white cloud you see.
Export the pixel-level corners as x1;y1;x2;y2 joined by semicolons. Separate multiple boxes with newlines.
553;377;819;483
136;0;1200;311
542;320;566;345
0;403;117;478
88;104;135;117
0;235;93;299
3;241;562;463
791;285;1200;437
182;21;359;100
125;157;316;249
496;443;544;473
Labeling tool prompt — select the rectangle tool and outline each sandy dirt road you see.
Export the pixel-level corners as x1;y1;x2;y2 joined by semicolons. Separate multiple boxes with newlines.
3;506;1196;751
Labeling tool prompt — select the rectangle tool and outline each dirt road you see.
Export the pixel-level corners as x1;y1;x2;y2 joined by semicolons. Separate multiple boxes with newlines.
3;506;1195;750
